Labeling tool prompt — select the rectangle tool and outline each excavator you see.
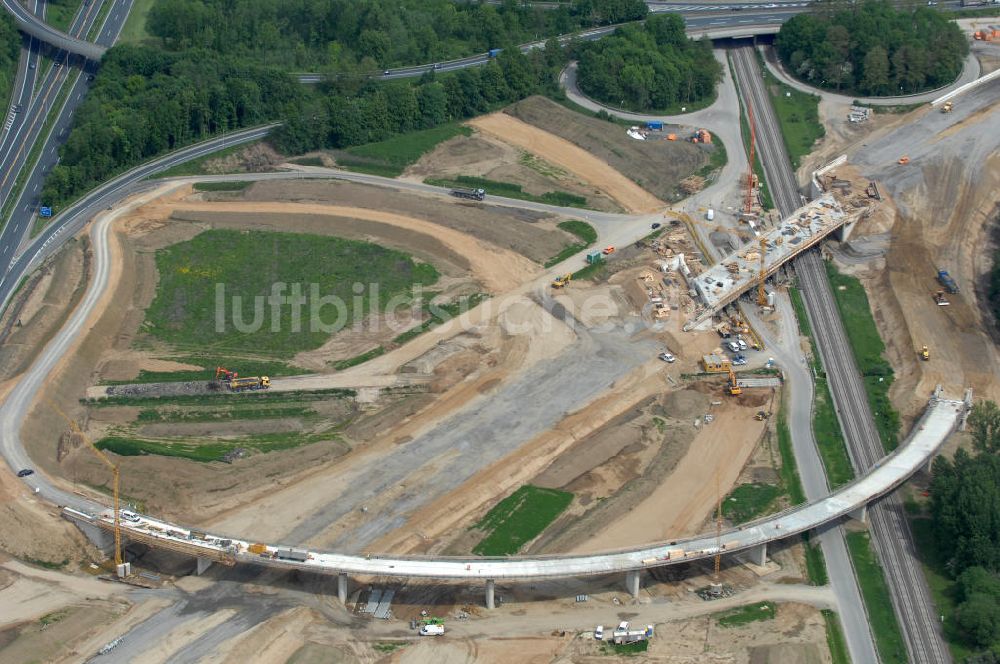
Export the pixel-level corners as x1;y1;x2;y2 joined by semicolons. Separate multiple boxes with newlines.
921;345;930;361
551;273;572;289
728;367;742;396
215;366;238;381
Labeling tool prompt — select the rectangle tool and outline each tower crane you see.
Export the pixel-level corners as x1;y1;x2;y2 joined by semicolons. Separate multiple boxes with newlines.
51;404;123;570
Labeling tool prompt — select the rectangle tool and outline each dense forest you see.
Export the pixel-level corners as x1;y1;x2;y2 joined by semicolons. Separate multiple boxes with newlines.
146;0;648;71
41;0;653;209
575;14;721;111
0;12;20;110
930;402;1000;657
775;0;968;96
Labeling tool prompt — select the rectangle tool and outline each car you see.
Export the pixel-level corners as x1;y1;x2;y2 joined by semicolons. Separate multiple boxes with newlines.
594;625;604;640
16;469;33;478
87;74;95;81
727;341;740;353
651;222;661;229
602;246;616;255
120;510;140;522
733;355;748;366
28;62;35;70
419;624;444;636
383;70;390;76
736;338;748;351
433;63;440;70
658;352;675;363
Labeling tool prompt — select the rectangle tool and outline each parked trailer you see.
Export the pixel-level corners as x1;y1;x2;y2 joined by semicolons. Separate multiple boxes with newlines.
937;269;960;294
275;547;309;562
227;376;270;392
450;187;486;201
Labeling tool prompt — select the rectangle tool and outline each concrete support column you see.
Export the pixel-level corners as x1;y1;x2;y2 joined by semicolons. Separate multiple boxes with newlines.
746;543;767;567
625;570;641;599
849;504;868;524
74;522;114;553
196;557;212;575
337;573;348;604
485;579;495;610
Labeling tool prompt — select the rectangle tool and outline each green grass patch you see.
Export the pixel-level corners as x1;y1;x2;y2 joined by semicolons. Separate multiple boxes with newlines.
603;640;649;655
715;601;777;627
21;556;69;570
694;139;728;182
373;642;408;653
89;387;356;408
813;377;855;488
722;482;782;524
572;260;608;282
155;140;264;178
338;122;471;177
136;405;316;424
391;292;489;345
332;346;385;370
426;175;589;210
102;358;307;384
776;405;806;505
46;0;83;33
144;229;437;358
472;485;573;556
288;156;324;167
762;67;825;169
846;531;908;664
789;287;812;338
95;430;340;463
825;262;900;450
192;180;251;192
822;610;851;664
804;532;829;585
119;0;155;43
543;220;598;268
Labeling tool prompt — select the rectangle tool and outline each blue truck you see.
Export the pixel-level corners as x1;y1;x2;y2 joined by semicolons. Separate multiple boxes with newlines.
937;269;960;294
488;48;502;58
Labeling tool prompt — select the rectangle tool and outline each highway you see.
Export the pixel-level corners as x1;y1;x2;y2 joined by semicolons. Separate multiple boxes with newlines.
0;0;133;295
730;44;952;663
0;0;106;60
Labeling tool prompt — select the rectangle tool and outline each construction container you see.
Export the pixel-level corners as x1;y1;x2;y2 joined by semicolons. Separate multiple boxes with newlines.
666;133;677;141
586;250;603;264
646;120;663;130
248;543;267;555
702;354;731;373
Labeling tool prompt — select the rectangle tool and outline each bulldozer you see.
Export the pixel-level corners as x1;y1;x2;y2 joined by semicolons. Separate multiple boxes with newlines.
754;411;770;421
920;345;930;361
932;290;950;306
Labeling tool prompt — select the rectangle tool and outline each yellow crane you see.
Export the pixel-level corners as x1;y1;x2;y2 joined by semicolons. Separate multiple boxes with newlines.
51;404;123;569
756;235;769;307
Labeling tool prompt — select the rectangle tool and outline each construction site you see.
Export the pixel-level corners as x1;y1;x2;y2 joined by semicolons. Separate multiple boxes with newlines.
0;18;999;664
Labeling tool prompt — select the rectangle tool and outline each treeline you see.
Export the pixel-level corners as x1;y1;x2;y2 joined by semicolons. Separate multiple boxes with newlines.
775;0;968;96
41;41;566;208
930;402;1000;658
146;0;647;71
0;12;19;109
576;14;721;111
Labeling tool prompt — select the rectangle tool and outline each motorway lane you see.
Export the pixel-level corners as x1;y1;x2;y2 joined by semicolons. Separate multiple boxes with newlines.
730;44;951;663
0;0;133;289
1;2;42;147
0;0;106;60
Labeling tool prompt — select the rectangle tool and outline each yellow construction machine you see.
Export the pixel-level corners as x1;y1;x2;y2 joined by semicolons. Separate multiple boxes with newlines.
727;368;742;396
551;273;572;289
921;345;930;361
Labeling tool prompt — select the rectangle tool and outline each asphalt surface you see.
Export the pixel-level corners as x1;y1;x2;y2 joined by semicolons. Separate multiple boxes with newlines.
1;0;106;60
0;0;133;294
730;44;952;664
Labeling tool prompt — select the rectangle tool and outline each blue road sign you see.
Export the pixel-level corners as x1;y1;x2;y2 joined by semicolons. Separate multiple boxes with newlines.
39;206;52;217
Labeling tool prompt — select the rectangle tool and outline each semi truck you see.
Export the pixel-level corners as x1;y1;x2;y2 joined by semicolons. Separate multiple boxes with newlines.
937;269;960;294
227;376;270;391
450;187;486;201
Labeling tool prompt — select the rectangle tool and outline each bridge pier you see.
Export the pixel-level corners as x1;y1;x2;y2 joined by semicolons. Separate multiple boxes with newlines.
338;573;348;604
73;520;114;553
196;558;213;575
485;579;496;610
744;543;767;567
849;504;868;524
625;570;641;599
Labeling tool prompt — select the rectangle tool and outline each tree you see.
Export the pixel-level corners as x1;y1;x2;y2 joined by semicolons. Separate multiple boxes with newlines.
861;46;890;96
970;401;1000;454
957;593;1000;648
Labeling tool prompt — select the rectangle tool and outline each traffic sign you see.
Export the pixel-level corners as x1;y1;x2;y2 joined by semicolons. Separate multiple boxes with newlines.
39;206;52;217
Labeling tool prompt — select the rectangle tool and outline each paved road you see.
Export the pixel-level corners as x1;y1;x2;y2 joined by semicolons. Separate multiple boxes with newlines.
0;0;43;158
1;0;106;60
730;43;952;664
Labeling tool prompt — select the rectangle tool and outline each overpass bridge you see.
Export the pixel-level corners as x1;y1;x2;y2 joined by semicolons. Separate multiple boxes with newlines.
1;0;107;61
64;391;967;607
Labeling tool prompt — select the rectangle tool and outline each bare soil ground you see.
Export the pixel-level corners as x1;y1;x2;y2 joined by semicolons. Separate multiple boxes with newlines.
234;178;577;266
503;96;711;205
404;130;623;213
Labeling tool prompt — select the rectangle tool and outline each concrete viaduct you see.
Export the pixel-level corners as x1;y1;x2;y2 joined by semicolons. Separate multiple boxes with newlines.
1;0;108;61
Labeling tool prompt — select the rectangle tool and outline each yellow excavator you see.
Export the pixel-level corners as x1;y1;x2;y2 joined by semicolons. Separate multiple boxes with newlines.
921;345;930;361
551;273;572;289
728;368;742;396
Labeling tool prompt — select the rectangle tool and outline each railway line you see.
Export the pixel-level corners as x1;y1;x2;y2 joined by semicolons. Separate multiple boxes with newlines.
730;44;951;663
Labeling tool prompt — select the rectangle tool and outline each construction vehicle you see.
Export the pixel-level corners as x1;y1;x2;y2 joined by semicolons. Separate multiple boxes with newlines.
690;128;712;144
215;366;237;381
227;376;270;392
602;246;616;255
450;187;486;201
754;411;770;421
921;345;930;361
551;273;572;289
419;624;445;636
941;101;954;113
932;290;951;306
727;368;742;396
897;156;910;165
937;269;960;294
52;404;126;576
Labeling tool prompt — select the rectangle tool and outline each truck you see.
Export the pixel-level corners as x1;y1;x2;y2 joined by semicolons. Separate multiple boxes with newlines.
274;547;309;562
419;624;445;636
937;269;960;294
487;48;501;58
450;187;486;201
227;376;270;392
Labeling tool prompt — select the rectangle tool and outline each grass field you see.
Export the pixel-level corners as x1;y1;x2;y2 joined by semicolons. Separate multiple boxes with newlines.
472;485;573;556
391;292;489;345
846;531;908;664
96;430;346;463
789;287;812;338
823;610;851;664
46;0;83;33
544;220;598;267
715;602;777;627
89;387;356;408
776;405;806;505
332;346;385;370
722;482;782;523
803;532;829;585
825;262;900;450
337;122;471;177
144;229;438;357
118;0;155;43
425;175;590;212
136;405;316;423
814;377;855;488
762;67;825;169
193;181;251;192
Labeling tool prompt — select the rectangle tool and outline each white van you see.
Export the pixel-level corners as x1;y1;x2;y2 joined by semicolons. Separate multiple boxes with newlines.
120;510;140;522
419;624;444;636
594;625;604;640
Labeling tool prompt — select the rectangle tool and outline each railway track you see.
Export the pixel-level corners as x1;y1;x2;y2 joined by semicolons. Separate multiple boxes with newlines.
730;44;950;663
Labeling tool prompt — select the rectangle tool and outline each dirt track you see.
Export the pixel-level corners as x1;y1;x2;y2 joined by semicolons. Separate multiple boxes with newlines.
469;113;664;213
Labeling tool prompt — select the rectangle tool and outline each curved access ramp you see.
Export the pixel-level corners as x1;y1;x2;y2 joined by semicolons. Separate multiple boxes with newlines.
64;395;965;580
1;0;107;61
